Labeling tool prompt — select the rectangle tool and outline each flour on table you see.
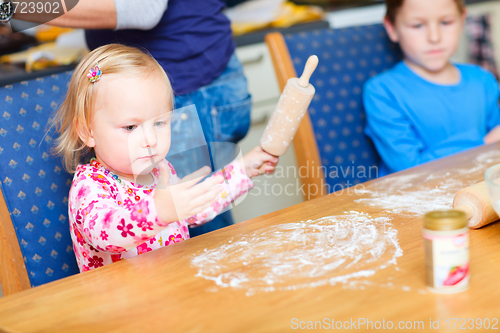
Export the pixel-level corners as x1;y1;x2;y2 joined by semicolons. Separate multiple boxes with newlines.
355;176;457;215
459;150;500;175
355;150;500;216
191;212;402;296
449;150;500;177
343;279;427;294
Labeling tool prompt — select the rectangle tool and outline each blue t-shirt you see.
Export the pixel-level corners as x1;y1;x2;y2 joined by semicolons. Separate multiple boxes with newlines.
85;0;234;95
363;61;500;174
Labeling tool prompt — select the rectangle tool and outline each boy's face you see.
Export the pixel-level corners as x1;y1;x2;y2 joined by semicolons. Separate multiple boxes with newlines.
85;73;172;182
384;0;465;74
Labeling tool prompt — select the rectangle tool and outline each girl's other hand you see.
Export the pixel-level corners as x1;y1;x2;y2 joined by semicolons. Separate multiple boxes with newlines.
155;163;224;224
241;146;279;178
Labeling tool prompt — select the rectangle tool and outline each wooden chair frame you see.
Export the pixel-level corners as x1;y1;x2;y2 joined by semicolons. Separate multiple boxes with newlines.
265;32;328;201
0;188;31;296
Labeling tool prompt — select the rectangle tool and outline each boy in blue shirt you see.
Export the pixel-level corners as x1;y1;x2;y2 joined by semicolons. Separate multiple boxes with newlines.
364;0;500;175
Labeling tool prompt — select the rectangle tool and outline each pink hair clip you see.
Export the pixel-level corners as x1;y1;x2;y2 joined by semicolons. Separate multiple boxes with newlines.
87;65;102;83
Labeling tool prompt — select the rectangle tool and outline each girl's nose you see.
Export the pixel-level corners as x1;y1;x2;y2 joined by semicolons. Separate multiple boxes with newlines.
141;125;157;148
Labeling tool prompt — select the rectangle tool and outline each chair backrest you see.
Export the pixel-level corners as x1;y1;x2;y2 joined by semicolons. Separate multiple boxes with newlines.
265;24;402;200
0;72;80;296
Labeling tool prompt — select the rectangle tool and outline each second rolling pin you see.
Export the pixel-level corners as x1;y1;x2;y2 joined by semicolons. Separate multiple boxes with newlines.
453;181;499;229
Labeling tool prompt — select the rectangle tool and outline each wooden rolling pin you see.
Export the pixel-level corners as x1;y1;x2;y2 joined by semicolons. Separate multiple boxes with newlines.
453;181;499;229
260;55;319;160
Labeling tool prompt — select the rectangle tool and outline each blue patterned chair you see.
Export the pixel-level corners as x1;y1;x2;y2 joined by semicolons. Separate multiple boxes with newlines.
0;72;80;296
265;24;402;200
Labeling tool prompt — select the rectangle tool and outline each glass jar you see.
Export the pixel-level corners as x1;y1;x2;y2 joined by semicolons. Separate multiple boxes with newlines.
423;210;470;293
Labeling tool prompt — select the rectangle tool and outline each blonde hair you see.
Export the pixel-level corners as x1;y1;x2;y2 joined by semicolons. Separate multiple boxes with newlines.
52;44;174;173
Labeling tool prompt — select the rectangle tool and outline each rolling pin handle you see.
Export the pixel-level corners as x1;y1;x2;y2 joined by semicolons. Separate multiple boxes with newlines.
454;204;474;221
298;55;319;87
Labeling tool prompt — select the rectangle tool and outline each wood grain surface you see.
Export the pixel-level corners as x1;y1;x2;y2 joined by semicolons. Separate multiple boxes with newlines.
0;144;500;333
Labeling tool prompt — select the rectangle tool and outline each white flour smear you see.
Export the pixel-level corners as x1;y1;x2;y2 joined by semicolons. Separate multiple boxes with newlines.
355;176;457;215
191;212;402;296
459;150;500;175
355;150;500;216
343;279;427;294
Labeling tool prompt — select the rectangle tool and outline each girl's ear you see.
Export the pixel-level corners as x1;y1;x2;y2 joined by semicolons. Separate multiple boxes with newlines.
76;120;96;148
383;16;399;43
460;8;468;25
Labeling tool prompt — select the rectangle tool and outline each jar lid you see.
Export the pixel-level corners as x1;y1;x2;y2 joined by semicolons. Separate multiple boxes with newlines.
424;210;467;231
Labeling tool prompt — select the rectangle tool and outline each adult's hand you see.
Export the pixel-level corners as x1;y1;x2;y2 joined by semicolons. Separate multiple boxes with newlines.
13;0;117;29
12;0;168;31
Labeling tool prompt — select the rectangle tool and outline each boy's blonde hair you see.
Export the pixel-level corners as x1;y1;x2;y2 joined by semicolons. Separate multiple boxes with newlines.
385;0;465;23
53;44;174;173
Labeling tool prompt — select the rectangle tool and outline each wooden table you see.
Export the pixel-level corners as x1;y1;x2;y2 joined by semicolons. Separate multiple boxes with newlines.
1;144;500;333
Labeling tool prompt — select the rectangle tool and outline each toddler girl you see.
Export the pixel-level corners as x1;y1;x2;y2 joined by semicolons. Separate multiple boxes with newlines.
53;44;278;272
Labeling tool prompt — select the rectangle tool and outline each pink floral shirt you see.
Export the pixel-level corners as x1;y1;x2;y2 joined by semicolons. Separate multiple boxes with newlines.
68;159;253;272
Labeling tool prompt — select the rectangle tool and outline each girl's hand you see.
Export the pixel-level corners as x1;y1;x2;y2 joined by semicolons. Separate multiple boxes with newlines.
240;146;279;178
155;163;224;224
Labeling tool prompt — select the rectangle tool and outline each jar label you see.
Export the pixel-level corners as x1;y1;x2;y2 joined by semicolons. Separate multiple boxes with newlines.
424;233;469;291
